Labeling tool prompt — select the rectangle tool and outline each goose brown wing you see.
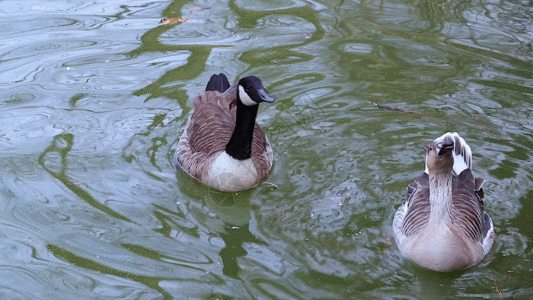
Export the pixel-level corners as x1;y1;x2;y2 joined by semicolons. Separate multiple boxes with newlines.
176;91;236;178
251;123;273;179
451;170;485;243
187;91;235;154
402;173;431;236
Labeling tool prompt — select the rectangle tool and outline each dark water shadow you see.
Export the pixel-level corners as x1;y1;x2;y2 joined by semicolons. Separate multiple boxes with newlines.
176;168;268;279
128;0;230;101
47;243;174;299
409;265;468;297
220;223;268;279
38;133;132;223
152;203;201;238
230;0;324;70
510;189;533;252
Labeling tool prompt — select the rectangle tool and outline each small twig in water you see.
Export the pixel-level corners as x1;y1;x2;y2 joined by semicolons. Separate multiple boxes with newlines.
493;277;503;299
372;102;423;115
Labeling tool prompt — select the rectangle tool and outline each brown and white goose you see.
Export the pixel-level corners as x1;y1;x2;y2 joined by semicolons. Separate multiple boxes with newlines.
393;132;495;271
176;73;275;192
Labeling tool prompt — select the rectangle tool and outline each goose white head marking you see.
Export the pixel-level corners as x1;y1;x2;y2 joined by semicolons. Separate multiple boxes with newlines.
423;138;454;174
238;76;275;106
424;132;472;175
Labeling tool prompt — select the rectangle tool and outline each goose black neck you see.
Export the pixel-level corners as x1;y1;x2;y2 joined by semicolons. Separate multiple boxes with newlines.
225;98;259;160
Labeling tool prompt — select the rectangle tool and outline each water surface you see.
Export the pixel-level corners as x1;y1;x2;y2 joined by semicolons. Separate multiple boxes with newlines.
0;0;532;298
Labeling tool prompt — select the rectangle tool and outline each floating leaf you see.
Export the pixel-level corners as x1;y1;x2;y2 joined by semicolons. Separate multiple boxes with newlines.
160;17;188;25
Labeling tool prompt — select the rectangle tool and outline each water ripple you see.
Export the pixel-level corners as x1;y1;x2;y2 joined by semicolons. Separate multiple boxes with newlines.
1;0;532;298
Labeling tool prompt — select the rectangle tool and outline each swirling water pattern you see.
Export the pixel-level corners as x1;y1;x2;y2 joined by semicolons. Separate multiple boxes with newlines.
0;0;532;298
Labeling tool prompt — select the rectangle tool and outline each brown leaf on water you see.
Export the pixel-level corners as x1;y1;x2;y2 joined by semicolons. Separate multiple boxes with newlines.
493;278;503;299
160;17;188;25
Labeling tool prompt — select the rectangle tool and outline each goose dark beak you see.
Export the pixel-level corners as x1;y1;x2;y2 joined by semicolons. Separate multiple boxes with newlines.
438;140;454;155
258;88;275;103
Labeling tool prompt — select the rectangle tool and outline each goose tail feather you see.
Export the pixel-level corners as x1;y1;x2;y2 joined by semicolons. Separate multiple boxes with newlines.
206;73;230;93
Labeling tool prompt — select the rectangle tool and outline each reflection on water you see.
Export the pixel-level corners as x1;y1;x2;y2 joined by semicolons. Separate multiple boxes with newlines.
0;0;532;298
219;224;268;279
39;134;132;222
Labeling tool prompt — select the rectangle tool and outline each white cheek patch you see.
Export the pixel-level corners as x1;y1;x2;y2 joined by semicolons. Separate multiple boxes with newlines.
239;85;258;106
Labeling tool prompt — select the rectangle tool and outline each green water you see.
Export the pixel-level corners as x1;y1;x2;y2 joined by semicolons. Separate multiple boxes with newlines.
0;0;532;298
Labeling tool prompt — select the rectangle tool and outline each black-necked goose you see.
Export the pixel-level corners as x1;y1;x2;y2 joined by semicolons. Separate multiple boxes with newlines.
176;73;275;191
393;132;495;271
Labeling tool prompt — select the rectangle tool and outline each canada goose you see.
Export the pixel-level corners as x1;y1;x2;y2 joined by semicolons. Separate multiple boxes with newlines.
176;73;275;192
393;132;495;271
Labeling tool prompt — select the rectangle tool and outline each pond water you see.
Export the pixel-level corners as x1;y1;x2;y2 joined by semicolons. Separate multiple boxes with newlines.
0;0;532;298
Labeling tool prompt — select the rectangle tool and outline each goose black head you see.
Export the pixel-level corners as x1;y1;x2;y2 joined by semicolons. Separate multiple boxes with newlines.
237;76;275;106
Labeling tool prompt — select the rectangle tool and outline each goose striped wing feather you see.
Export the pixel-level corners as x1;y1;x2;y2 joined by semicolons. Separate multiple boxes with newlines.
401;173;431;237
451;169;486;243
